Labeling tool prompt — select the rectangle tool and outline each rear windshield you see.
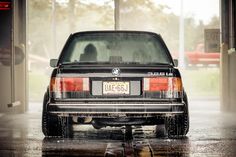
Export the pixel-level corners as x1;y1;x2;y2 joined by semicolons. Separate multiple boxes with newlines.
60;32;172;65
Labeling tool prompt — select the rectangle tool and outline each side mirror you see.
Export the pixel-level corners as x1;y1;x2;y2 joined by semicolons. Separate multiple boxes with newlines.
50;59;58;68
173;59;178;67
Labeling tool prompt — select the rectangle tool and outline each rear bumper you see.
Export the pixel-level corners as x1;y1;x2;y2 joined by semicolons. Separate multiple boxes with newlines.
47;102;185;116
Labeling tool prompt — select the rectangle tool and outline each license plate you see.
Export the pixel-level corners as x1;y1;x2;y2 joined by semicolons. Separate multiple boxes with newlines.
103;81;130;95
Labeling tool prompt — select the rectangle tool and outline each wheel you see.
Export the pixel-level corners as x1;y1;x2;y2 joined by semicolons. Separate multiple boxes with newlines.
42;91;62;137
165;92;189;139
60;116;73;138
42;91;73;138
165;113;189;139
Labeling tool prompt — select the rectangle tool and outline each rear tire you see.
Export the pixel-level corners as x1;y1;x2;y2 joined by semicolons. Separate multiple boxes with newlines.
60;116;73;138
165;113;189;139
42;91;73;138
165;92;189;139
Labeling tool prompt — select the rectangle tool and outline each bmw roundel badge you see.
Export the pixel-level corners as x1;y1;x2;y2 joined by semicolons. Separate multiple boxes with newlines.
112;68;120;76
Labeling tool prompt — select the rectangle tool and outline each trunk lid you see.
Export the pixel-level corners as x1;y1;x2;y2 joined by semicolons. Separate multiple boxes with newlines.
50;64;182;100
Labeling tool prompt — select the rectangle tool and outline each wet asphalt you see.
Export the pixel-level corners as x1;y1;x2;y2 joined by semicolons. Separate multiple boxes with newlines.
0;99;236;157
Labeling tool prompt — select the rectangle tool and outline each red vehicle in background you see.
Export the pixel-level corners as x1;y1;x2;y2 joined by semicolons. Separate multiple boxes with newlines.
185;44;220;66
172;44;220;67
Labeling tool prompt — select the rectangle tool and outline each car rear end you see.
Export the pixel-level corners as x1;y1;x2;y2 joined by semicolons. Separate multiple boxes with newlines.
42;31;189;138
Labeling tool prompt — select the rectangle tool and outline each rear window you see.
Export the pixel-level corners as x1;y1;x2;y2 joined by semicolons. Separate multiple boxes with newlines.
60;32;172;65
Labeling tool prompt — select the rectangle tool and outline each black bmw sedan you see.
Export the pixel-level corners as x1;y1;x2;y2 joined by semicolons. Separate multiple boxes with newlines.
42;31;189;138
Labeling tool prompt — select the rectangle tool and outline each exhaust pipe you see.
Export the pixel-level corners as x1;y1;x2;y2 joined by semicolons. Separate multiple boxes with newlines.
73;116;92;124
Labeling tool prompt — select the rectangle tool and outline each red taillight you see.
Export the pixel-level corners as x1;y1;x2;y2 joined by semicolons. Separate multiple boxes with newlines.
143;77;182;92
50;77;89;92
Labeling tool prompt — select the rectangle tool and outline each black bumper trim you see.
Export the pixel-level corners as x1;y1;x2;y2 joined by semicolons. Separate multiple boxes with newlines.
48;103;185;114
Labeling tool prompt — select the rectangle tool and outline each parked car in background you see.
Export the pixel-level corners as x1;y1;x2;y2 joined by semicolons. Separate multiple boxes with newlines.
172;44;220;68
185;44;220;66
42;31;189;138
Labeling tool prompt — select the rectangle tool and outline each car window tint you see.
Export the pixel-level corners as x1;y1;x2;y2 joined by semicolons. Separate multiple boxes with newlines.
61;33;171;64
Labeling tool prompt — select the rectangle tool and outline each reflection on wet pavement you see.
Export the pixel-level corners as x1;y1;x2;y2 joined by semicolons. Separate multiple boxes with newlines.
0;100;236;157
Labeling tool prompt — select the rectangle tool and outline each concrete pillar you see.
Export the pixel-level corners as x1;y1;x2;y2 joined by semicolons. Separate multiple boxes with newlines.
0;0;14;112
13;0;27;113
0;0;27;113
228;0;236;112
220;0;236;112
220;43;229;111
69;0;76;33
114;0;120;30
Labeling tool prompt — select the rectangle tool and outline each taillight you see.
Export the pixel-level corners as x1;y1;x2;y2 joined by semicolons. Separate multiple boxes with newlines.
143;77;182;92
50;77;89;92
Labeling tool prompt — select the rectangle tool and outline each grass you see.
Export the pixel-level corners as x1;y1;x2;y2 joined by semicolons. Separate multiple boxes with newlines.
181;68;219;99
29;72;50;102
